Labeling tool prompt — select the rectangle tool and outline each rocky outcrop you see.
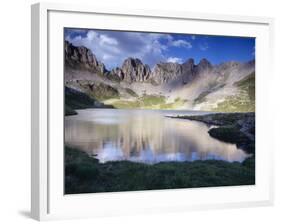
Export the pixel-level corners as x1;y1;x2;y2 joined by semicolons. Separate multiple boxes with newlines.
181;58;196;84
64;40;254;89
113;57;213;85
65;41;106;74
150;58;213;85
64;40;214;85
151;62;182;85
110;67;124;80
121;58;151;83
195;58;213;74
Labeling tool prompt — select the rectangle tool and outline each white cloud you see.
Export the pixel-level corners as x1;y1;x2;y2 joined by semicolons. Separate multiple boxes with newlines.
99;34;119;45
66;29;192;69
66;31;125;68
166;57;183;64
170;39;192;49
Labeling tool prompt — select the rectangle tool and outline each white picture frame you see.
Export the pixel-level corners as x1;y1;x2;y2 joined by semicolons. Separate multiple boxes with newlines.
31;2;274;221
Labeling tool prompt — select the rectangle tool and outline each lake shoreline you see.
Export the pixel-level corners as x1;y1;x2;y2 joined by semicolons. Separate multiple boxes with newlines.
167;112;255;154
65;110;255;194
65;109;249;163
65;146;255;194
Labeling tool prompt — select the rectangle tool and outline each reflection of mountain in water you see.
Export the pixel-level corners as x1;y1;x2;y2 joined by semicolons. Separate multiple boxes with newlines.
65;109;249;164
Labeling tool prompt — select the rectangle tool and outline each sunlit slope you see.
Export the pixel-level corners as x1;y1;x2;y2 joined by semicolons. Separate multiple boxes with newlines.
64;41;255;112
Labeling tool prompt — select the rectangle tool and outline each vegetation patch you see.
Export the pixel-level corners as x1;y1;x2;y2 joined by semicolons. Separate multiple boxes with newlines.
125;88;138;97
209;125;249;144
65;146;255;194
213;95;255;112
86;82;120;101
178;112;255;126
170;112;255;154
139;94;166;106
109;95;186;110
110;100;141;109
65;86;97;116
159;98;186;109
65;105;78;116
235;72;255;101
65;86;114;116
208;126;254;153
213;72;255;112
194;84;226;105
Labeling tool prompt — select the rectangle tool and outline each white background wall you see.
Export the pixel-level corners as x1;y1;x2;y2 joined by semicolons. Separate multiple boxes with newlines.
0;0;280;223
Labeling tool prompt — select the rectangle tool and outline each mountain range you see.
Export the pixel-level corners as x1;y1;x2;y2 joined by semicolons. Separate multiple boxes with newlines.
64;40;255;112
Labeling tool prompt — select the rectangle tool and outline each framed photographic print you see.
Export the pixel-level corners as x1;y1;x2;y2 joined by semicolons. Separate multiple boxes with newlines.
31;2;274;221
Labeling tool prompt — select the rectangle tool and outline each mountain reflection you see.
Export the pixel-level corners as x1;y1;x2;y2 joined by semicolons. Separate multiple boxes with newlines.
65;109;249;164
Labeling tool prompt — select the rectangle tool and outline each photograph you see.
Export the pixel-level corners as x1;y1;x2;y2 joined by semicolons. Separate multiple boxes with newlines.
64;28;255;194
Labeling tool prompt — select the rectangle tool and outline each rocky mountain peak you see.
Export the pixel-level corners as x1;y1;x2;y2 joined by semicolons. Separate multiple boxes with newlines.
151;62;183;85
245;59;255;68
65;41;254;89
216;61;240;72
182;58;195;71
198;58;212;67
180;58;196;84
110;67;124;80
121;57;151;83
183;58;195;66
196;58;212;73
65;41;107;74
123;57;142;67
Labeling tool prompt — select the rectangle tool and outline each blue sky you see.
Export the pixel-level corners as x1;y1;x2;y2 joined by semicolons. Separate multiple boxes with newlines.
65;28;255;70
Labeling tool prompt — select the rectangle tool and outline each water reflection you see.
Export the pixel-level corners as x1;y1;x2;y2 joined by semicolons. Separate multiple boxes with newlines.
65;109;249;164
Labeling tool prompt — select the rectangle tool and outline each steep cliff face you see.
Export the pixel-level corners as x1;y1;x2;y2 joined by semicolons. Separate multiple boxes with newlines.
195;58;213;74
151;62;182;85
64;40;255;112
64;40;254;88
150;58;215;85
65;41;106;74
181;58;196;84
118;58;212;85
120;58;151;83
110;67;124;80
64;41;215;85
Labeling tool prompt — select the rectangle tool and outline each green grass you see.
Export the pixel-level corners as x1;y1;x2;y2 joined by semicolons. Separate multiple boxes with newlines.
110;100;141;109
65;86;114;116
110;95;186;109
65;86;96;114
159;98;186;109
65;105;78;116
213;72;255;112
235;72;255;101
175;97;181;102
109;94;166;109
208;126;254;153
213;95;255;112
65;147;255;194
208;125;249;144
86;82;120;101
139;94;166;106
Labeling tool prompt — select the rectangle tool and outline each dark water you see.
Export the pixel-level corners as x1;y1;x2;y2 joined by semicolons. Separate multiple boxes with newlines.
65;109;249;164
